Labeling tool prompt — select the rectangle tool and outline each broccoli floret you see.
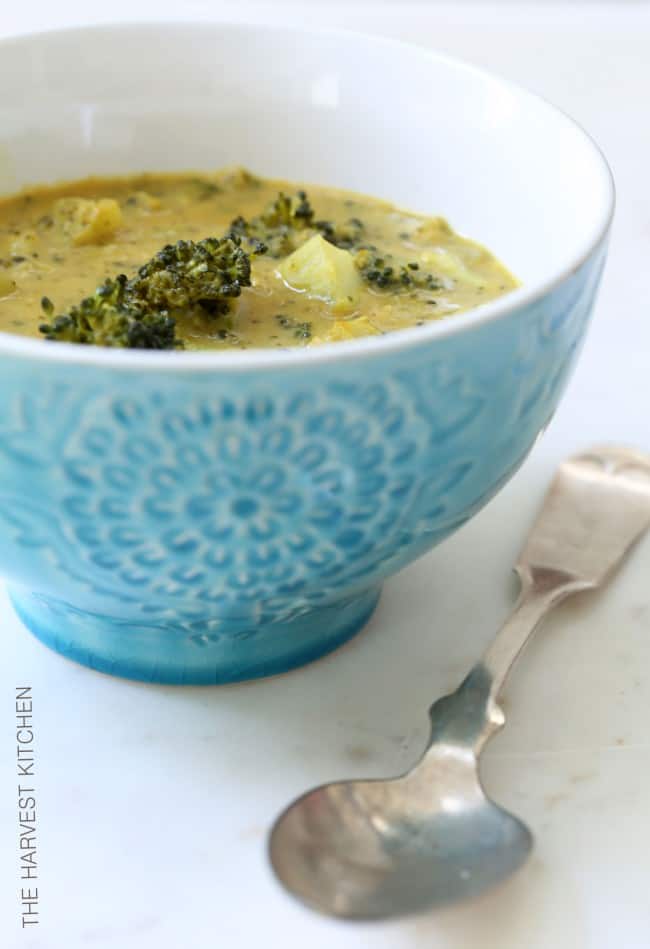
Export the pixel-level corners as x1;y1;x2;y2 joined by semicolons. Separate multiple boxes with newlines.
39;235;262;348
230;190;368;259
128;236;256;316
354;247;441;292
39;275;180;349
261;191;314;229
316;216;365;250
230;190;315;257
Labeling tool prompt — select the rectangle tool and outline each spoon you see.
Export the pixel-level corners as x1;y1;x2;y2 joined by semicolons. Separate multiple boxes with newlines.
269;446;650;920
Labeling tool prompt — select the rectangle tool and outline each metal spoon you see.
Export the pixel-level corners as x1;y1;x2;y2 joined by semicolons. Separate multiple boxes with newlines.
269;446;650;920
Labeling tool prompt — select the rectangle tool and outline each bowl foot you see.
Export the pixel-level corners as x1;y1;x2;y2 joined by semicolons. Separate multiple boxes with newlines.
8;586;381;685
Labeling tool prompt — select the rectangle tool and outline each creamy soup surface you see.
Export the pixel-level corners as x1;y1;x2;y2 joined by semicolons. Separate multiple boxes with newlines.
0;168;518;349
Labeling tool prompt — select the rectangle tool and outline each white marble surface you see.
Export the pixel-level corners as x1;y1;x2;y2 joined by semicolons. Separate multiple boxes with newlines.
1;3;650;947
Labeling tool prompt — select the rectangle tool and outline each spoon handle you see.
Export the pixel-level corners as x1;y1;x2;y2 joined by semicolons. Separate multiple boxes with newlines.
427;446;650;755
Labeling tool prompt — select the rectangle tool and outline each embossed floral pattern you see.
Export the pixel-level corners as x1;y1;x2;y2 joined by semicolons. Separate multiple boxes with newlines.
0;248;606;680
36;383;439;618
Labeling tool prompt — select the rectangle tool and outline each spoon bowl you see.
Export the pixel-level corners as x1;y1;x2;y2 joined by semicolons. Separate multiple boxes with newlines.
270;760;533;919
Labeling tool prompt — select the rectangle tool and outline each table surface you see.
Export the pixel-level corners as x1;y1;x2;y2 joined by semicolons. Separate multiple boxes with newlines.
1;3;649;947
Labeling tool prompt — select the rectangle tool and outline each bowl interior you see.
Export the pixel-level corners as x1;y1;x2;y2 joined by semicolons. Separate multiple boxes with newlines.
0;23;611;291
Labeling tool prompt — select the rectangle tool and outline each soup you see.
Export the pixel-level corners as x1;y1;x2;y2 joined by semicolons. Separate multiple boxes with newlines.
0;168;517;349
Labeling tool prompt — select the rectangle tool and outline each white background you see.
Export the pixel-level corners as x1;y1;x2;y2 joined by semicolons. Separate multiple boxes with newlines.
1;3;650;948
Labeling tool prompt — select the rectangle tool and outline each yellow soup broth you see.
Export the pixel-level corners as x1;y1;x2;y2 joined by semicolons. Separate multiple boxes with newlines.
0;168;518;349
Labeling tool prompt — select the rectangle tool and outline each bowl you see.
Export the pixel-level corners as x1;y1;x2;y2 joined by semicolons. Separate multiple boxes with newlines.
0;23;613;684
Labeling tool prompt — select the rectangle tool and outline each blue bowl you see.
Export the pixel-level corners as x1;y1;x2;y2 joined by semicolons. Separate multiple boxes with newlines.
0;24;614;683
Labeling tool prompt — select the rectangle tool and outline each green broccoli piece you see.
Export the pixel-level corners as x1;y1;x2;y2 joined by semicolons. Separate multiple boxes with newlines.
315;216;365;250
39;275;180;349
39;235;262;348
354;247;441;292
128;236;256;316
230;190;315;257
260;190;314;229
230;189;371;260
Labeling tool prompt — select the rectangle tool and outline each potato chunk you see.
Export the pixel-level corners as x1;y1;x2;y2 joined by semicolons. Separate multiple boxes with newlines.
278;234;362;314
53;197;122;246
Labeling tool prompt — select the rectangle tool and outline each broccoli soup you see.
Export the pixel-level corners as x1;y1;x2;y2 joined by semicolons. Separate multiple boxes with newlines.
0;168;517;350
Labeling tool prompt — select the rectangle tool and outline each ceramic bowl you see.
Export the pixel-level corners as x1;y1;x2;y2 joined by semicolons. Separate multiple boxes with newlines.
0;23;614;683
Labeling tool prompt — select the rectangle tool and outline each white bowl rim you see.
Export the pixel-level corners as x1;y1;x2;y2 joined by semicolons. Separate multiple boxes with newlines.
0;20;615;373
